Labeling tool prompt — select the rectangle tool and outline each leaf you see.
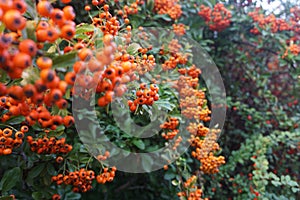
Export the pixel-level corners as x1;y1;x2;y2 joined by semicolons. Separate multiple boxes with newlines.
147;0;154;11
6;116;25;125
51;52;77;71
164;171;176;180
153;14;172;22
32;192;44;200
64;192;81;199
132;139;145;150
155;100;176;111
0;167;21;192
141;155;153;172
27;163;46;179
47;164;56;176
127;43;141;55
291;187;300;193
75;24;95;35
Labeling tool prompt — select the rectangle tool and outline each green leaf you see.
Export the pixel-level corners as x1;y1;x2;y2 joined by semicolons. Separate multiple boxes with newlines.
47;163;56;176
127;43;141;55
291;187;300;193
76;24;95;35
0;167;21;192
153;14;172;22
27;163;46;179
6;116;25;125
64;192;81;199
132;139;145;150
32;192;44;200
51;52;77;71
164;171;176;180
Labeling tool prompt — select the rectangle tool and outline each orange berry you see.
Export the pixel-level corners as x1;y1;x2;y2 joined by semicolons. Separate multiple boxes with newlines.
37;1;53;17
2;10;26;31
36;57;53;70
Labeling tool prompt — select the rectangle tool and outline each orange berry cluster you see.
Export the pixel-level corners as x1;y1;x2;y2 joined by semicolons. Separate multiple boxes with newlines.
123;0;144;15
52;169;95;193
0;0;27;31
93;5;120;36
154;0;182;20
174;64;225;174
172;136;182;150
25;106;74;129
128;83;159;112
248;8;290;34
198;3;232;32
160;117;179;140
0;126;27;155
172;23;186;36
36;1;76;42
96;150;110;161
161;53;188;70
190;131;225;174
134;54;156;75
282;43;300;58
187;123;209;137
96;167;117;184
177;175;207;200
0;32;35;78
178;65;201;79
168;39;182;54
0;96;30;122
27;136;72;154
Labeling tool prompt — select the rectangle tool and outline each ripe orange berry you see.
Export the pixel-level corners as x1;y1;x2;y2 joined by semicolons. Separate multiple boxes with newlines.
85;5;91;11
13;0;27;14
12;52;32;68
2;10;26;31
60;24;75;40
19;39;37;57
63;116;74;127
3;148;12;155
63;6;75;20
37;1;53;17
56;156;64;163
36;57;53;70
40;69;56;82
20;125;29;133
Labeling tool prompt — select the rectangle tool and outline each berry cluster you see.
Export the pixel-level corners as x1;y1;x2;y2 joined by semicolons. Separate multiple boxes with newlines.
127;83;159;112
248;8;290;34
177;175;207;200
0;33;34;78
198;3;232;32
154;0;182;20
36;2;76;42
161;53;188;70
0;126;27;155
27;136;72;154
160;117;179;140
96;150;110;161
52;168;95;193
93;5;120;36
172;23;186;36
96;167;117;184
26;106;74;129
282;43;300;58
